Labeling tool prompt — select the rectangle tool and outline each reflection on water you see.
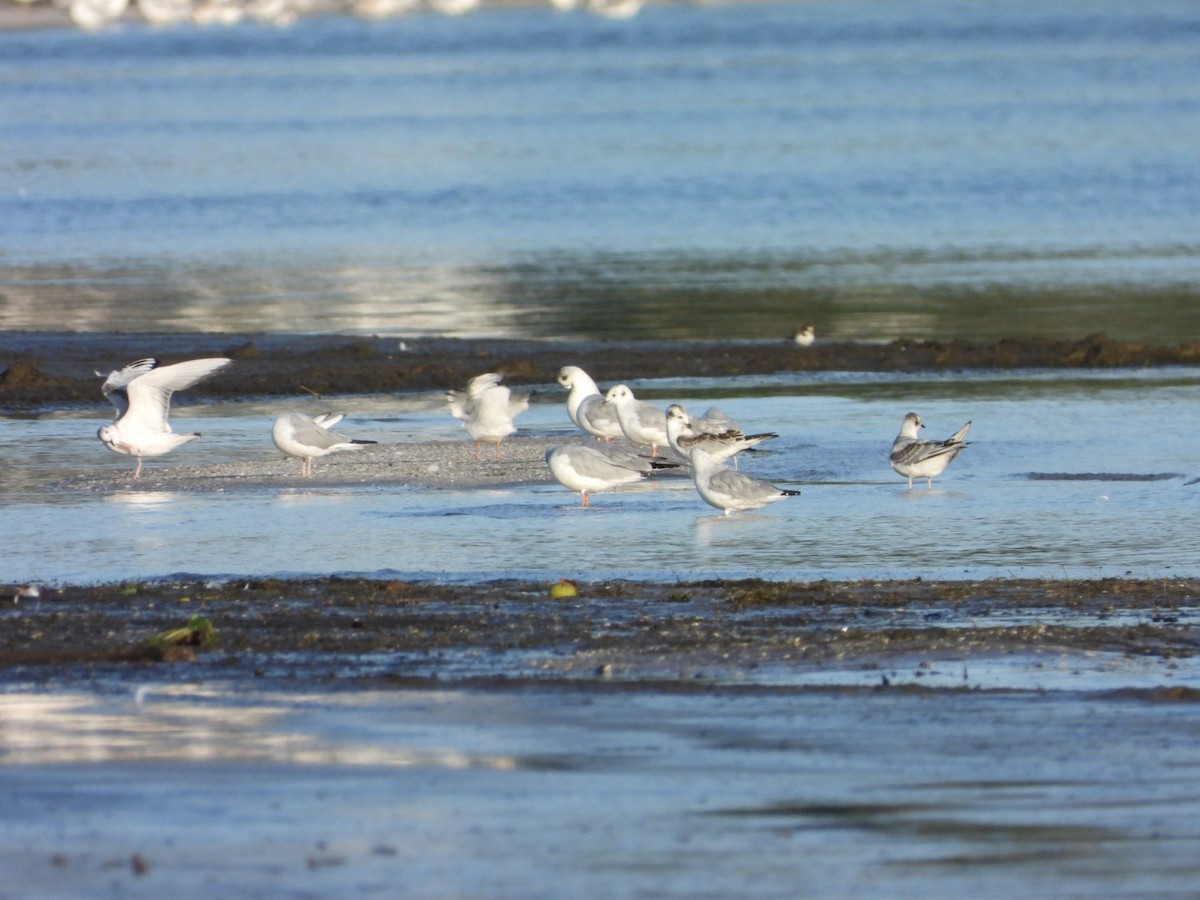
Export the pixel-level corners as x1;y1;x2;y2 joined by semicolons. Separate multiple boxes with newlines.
106;490;178;508
4;255;1200;342
0;691;519;768
2;686;1199;897
3;0;1200;340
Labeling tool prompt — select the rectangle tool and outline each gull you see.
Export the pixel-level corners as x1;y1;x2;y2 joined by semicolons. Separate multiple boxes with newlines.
792;325;816;347
68;0;128;29
557;366;624;442
889;412;972;490
446;372;530;460
665;404;778;467
605;383;669;455
272;412;377;477
137;0;192;25
689;447;801;515
97;357;232;478
545;444;675;508
588;0;640;17
429;0;478;14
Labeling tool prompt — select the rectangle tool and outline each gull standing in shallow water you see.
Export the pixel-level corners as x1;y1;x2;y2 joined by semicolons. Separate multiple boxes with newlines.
446;372;530;460
889;412;972;490
272;412;377;477
97;357;232;478
605;383;669;456
665;404;777;468
545;444;676;507
688;447;800;515
557;366;624;442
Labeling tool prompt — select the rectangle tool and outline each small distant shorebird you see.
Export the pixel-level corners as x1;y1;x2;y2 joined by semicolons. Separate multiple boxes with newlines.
557;366;624;442
604;383;669;456
889;412;972;489
447;372;530;460
688;447;800;515
272;411;376;477
97;356;232;478
792;325;816;347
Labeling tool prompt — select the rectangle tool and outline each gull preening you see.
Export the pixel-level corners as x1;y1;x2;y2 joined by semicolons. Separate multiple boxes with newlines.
688;447;800;515
665;403;777;467
545;443;675;508
446;372;531;460
272;412;377;477
557;366;624;442
605;383;669;456
889;412;972;490
97;357;233;478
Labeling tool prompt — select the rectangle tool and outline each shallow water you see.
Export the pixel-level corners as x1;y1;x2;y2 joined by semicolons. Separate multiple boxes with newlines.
4;366;1200;584
3;0;1200;340
3;685;1200;898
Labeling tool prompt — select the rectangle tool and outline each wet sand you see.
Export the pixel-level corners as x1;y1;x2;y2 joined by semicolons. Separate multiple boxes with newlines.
5;330;1200;409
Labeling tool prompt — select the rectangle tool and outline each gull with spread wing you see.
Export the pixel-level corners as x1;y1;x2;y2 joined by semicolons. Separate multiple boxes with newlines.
97;356;232;478
446;372;530;460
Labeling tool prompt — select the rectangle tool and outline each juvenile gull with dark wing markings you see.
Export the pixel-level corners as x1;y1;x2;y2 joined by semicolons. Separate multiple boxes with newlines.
889;412;972;490
665;403;777;468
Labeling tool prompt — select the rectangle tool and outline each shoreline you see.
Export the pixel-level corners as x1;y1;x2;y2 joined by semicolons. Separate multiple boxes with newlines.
5;331;1200;410
3;573;1198;690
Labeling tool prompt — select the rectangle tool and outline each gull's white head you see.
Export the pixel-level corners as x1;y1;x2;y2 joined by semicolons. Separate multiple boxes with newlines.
97;424;123;453
557;366;580;389
605;384;633;404
665;404;690;444
900;412;925;438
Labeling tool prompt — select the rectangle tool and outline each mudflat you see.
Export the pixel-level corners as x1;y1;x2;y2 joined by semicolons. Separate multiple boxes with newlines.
4;331;1200;409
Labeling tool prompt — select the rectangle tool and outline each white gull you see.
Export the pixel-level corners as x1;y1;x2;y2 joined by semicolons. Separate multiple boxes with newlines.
688;447;800;515
446;372;530;460
604;383;669;456
272;411;377;477
557;365;624;442
97;357;232;478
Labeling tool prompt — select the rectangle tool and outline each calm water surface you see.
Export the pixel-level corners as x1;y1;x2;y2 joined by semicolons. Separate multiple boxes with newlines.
3;0;1200;339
